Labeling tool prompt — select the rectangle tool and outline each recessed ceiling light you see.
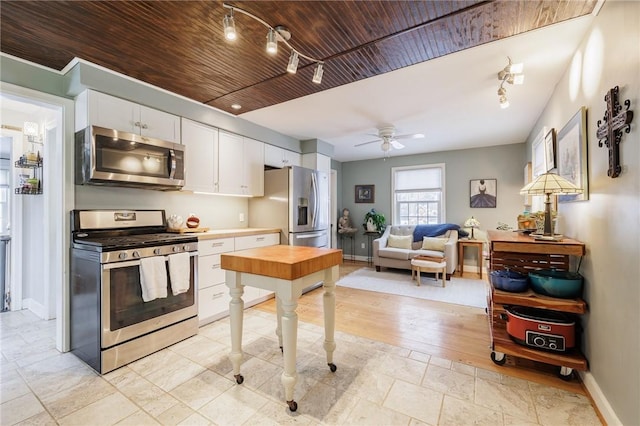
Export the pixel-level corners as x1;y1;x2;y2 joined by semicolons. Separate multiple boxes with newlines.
231;104;242;110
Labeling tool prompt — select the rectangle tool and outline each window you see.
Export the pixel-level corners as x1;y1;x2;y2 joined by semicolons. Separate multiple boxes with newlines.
392;164;445;225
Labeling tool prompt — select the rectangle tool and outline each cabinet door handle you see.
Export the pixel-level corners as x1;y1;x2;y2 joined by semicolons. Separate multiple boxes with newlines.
134;121;141;128
212;291;225;300
141;123;148;129
211;242;224;247
256;237;265;241
212;264;221;269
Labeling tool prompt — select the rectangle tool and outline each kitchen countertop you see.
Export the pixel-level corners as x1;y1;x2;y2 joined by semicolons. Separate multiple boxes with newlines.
197;228;280;240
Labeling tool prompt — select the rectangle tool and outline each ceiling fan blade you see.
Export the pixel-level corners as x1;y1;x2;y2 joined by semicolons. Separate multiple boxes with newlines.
394;133;425;140
354;139;381;147
390;140;405;149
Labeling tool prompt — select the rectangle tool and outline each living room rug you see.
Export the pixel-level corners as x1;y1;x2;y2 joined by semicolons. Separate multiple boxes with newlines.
336;267;488;309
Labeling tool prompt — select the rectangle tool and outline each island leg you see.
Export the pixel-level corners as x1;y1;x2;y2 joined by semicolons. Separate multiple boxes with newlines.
323;266;338;372
280;296;299;411
227;273;245;384
275;295;283;351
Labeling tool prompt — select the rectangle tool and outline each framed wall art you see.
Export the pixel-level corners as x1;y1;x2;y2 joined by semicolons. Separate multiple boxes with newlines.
355;184;375;203
470;178;497;208
545;128;556;171
557;107;589;202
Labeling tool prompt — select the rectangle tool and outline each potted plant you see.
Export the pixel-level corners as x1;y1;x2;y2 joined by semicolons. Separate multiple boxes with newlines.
363;209;386;233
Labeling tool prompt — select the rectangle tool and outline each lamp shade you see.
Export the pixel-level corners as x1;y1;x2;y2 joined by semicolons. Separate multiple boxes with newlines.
464;216;480;228
520;172;583;196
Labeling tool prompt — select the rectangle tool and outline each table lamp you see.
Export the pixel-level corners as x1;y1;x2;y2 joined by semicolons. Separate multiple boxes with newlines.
464;216;480;239
520;172;583;238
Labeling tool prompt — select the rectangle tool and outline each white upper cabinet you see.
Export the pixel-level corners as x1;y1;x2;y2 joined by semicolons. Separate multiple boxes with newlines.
216;131;264;196
75;90;181;143
181;118;217;193
264;144;301;168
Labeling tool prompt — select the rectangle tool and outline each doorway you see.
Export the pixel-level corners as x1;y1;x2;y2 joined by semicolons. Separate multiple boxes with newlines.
0;82;74;352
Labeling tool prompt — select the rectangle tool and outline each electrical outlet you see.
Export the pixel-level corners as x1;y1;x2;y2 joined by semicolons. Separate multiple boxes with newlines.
239;213;245;222
361;243;365;249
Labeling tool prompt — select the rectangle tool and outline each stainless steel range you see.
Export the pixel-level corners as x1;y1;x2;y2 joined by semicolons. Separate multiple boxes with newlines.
70;209;198;374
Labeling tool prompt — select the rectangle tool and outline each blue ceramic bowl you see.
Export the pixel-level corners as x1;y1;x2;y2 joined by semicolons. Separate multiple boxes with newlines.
490;270;529;292
529;270;583;298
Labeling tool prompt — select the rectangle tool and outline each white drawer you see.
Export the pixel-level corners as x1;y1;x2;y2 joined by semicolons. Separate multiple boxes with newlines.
198;238;234;256
235;233;280;251
198;254;225;290
198;283;229;322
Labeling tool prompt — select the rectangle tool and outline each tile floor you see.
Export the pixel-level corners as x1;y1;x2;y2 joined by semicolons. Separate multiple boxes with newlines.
1;308;602;426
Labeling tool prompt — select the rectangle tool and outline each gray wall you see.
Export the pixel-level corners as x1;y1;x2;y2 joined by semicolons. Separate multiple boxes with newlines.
524;2;639;424
339;143;526;258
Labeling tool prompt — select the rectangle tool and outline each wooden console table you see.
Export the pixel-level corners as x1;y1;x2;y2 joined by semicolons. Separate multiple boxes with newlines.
221;245;342;411
487;230;587;380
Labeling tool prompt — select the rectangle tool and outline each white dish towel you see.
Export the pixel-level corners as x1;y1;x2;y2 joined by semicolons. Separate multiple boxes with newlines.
168;252;191;295
139;257;168;302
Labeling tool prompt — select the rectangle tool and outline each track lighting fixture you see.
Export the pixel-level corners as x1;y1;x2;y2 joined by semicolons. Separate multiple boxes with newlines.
223;8;236;41
266;28;278;54
222;3;325;84
312;63;324;84
287;51;299;74
496;57;524;108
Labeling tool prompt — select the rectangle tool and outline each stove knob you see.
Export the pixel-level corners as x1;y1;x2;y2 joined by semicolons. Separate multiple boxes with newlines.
132;251;141;258
173;246;180;252
119;252;128;260
549;342;557;350
153;248;161;255
183;245;190;251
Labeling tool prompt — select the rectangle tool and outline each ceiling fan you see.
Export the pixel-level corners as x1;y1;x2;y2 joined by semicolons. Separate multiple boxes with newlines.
354;126;425;153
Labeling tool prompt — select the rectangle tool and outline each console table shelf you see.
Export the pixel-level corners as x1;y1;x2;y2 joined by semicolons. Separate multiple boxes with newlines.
487;230;588;379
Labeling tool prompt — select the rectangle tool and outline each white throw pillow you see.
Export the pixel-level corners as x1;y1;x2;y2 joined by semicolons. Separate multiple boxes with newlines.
422;237;447;251
387;234;412;249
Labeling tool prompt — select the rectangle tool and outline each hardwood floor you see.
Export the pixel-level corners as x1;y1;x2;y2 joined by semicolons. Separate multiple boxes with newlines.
254;261;589;396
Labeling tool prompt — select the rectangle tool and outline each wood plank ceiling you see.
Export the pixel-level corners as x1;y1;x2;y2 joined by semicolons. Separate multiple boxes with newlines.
1;1;596;115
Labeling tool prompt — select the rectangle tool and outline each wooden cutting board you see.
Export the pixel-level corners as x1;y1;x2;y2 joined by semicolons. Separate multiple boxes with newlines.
167;227;210;234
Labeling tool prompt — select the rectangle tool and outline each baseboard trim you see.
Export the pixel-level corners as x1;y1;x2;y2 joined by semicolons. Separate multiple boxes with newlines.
579;370;622;425
22;298;48;320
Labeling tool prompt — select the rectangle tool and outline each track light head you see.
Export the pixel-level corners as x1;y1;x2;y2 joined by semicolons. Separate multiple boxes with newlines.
287;51;299;74
223;9;236;41
312;63;324;84
266;29;278;54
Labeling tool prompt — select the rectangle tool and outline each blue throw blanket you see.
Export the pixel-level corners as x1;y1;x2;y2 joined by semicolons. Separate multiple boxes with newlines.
413;224;468;242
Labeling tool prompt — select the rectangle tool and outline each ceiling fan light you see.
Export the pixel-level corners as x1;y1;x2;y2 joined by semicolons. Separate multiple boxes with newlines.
513;74;525;85
499;95;510;109
223;12;236;41
287;51;299;74
509;62;524;74
312;63;324;84
266;29;278;54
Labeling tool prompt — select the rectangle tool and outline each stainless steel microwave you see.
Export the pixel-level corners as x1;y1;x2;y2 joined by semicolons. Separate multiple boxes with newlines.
75;125;185;190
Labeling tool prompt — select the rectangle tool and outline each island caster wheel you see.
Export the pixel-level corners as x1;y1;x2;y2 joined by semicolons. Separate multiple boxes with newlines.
287;400;298;412
491;351;506;366
558;366;574;381
328;363;337;372
234;374;244;384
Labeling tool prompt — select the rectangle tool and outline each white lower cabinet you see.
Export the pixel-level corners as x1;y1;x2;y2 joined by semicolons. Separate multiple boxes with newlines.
197;232;280;325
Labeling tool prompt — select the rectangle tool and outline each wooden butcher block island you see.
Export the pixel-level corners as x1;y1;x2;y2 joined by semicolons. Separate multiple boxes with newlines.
221;245;342;412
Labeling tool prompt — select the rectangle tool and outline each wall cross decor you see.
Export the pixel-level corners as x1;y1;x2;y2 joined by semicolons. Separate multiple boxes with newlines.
596;85;634;178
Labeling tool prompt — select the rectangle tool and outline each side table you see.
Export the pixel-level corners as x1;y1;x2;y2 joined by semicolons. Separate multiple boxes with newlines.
364;231;381;265
458;239;484;279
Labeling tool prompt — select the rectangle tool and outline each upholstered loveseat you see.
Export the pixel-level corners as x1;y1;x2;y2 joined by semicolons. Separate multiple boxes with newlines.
373;224;465;279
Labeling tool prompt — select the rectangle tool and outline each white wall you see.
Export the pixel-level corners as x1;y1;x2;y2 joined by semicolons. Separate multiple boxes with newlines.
525;2;639;424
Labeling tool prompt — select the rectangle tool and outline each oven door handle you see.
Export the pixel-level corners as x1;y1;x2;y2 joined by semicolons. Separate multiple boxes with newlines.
102;252;197;270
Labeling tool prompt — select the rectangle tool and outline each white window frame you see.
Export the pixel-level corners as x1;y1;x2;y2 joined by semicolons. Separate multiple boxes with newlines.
391;163;446;225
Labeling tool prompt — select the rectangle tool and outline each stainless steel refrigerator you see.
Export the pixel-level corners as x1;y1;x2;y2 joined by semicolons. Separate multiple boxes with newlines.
249;166;329;248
